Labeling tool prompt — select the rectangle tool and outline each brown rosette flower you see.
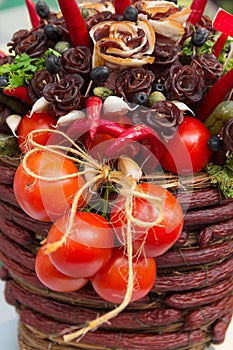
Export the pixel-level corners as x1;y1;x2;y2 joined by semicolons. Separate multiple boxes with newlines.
60;47;91;76
80;1;115;16
0;55;14;66
191;54;223;87
7;29;50;58
132;101;183;141
85;11;113;30
0;103;12;133
89;20;155;69
220;118;233;151
197;15;216;35
28;69;57;103
43;75;84;117
135;1;191;42
115;67;155;102
164;63;205;105
151;41;181;80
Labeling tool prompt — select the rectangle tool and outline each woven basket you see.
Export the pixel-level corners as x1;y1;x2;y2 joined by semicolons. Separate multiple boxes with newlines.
0;148;233;350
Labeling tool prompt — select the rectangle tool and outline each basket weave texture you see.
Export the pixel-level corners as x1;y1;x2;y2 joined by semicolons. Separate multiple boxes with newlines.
0;155;233;350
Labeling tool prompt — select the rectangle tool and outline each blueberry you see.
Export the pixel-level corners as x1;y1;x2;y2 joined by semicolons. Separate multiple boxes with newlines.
123;6;138;22
35;0;50;19
207;136;222;152
191;28;209;47
0;76;8;88
90;66;110;85
132;92;149;107
45;54;60;74
151;82;166;96
44;24;63;42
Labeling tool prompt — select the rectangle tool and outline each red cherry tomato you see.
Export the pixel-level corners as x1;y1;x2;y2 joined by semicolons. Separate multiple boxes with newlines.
47;212;114;278
91;248;156;304
35;246;89;292
17;112;57;153
160;116;212;175
111;183;183;257
13;149;85;222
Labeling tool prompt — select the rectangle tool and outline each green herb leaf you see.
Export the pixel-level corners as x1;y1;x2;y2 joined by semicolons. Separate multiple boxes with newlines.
206;152;233;198
0;53;45;89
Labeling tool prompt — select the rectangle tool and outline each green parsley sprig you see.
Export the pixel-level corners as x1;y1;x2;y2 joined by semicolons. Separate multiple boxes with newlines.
0;49;61;89
206;152;233;198
181;33;233;73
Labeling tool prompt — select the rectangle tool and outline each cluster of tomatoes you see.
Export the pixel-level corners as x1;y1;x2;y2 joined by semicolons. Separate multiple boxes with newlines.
13;109;212;304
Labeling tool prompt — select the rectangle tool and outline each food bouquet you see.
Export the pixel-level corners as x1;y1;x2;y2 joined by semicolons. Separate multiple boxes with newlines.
0;0;233;349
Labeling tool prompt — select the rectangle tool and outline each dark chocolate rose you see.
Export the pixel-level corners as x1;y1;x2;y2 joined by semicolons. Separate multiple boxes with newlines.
220;118;233;151
191;54;223;87
85;11;113;30
28;69;57;103
131;101;183;141
197;15;216;35
61;47;91;76
115;67;155;102
165;63;204;105
43;75;84;116
0;55;14;66
151;42;181;80
7;29;50;58
0;103;13;133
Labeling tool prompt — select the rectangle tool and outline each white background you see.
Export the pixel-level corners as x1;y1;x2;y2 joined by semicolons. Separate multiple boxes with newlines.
0;3;232;350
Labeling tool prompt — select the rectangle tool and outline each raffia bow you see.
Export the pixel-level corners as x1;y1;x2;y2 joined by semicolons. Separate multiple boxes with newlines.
22;128;164;342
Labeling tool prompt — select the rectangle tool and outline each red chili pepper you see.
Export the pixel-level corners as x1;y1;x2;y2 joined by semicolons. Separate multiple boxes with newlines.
97;119;126;137
57;0;91;48
195;68;233;122
105;124;164;160
66;118;126;141
86;96;103;140
3;86;33;106
66;117;90;141
213;33;228;58
114;0;131;16
25;0;40;30
187;0;208;25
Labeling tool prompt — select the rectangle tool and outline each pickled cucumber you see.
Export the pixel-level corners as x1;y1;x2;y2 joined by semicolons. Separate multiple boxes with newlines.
205;100;233;136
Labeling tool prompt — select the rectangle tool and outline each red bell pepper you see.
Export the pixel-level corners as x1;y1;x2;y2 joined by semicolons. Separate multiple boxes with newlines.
4;86;33;106
114;0;131;16
212;8;233;37
213;33;228;58
57;0;91;48
195;68;233;122
212;9;233;58
188;0;208;25
25;0;40;30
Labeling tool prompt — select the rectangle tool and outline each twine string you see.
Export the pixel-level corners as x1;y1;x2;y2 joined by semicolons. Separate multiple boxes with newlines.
22;128;164;341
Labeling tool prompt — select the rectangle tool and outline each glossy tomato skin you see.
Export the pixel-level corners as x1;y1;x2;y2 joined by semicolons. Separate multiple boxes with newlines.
47;212;114;278
160;116;212;175
13;150;85;222
17;112;57;153
91;248;156;304
111;183;183;257
35;246;89;292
